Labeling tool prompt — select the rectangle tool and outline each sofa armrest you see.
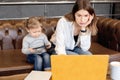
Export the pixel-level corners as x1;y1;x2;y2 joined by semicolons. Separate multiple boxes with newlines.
96;16;120;52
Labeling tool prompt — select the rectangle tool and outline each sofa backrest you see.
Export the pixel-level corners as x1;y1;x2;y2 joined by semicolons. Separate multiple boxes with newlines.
0;17;59;50
0;19;27;50
97;16;120;52
0;16;120;52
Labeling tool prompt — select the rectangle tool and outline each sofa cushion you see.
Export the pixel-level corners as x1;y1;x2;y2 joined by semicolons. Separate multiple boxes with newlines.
90;42;120;62
0;73;28;80
0;49;33;76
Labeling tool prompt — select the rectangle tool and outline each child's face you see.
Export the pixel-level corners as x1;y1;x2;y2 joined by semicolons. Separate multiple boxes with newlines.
28;27;42;38
75;9;91;27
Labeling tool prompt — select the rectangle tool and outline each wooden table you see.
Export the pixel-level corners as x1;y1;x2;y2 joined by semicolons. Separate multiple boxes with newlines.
0;73;111;80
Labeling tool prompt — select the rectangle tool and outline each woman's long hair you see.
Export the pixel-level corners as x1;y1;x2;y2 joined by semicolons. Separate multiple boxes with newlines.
65;0;98;35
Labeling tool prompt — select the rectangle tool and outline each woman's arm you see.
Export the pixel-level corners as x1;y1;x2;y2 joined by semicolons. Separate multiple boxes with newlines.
77;30;91;51
55;17;67;55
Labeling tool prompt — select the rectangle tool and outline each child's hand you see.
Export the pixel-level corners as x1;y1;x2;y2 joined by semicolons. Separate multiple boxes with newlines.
29;48;35;53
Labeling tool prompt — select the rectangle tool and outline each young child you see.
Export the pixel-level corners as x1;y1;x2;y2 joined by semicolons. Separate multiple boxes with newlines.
22;17;51;71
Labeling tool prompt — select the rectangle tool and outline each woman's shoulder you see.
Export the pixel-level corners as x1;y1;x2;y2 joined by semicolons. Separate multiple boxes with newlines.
64;13;74;21
59;16;67;22
59;13;74;22
58;17;73;25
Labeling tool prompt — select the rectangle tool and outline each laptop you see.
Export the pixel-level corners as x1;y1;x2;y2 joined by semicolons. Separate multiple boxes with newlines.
51;55;109;80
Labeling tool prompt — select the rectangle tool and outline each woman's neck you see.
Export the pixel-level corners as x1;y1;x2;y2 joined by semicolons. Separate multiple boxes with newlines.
74;22;88;35
73;22;81;36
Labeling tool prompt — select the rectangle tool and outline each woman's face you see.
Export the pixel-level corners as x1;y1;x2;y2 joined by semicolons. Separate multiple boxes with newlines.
75;9;91;27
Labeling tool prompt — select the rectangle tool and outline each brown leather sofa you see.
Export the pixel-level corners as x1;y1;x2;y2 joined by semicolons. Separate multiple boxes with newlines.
0;16;120;76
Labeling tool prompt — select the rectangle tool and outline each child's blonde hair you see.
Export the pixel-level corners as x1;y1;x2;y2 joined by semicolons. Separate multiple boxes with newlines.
26;17;43;29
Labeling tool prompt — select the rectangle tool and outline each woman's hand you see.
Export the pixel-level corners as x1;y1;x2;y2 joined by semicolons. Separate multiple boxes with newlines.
46;45;51;49
81;14;94;29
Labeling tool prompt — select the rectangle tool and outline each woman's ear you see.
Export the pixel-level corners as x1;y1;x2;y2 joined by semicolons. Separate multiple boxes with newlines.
90;14;94;20
88;14;94;23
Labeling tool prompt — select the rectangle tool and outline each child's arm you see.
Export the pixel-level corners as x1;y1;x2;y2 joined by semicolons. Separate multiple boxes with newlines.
22;37;36;54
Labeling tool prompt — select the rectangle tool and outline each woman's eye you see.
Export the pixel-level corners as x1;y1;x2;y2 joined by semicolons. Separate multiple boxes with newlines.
85;15;89;17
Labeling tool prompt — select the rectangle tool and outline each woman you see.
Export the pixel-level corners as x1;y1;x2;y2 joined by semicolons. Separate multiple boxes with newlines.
50;0;98;55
